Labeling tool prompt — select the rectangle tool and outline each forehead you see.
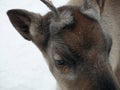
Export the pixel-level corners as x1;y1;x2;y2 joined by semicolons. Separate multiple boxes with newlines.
43;6;106;59
49;7;105;52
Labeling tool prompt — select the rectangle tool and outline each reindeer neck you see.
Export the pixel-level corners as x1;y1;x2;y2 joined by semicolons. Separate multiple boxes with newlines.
99;0;120;84
104;0;120;25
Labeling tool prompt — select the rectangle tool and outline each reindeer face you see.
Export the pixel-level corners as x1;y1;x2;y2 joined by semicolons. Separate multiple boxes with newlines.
46;6;105;72
45;7;116;89
7;0;119;90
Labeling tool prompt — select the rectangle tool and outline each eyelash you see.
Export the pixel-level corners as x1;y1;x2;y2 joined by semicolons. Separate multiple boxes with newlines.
55;60;66;66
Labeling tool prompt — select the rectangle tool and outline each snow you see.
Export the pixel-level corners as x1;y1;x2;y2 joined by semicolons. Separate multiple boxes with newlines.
0;0;69;90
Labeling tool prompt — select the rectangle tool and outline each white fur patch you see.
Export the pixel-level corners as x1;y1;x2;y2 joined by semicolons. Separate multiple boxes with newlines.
30;23;38;36
53;54;62;61
50;10;73;34
80;6;101;21
80;0;101;21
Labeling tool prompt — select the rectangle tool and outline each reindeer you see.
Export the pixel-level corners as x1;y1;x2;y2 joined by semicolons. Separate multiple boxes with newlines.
7;0;120;90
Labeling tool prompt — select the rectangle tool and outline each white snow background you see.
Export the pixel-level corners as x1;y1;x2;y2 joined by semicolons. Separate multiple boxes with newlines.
0;0;69;90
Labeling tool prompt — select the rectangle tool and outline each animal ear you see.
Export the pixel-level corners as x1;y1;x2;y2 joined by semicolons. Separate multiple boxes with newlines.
7;9;41;41
80;0;105;20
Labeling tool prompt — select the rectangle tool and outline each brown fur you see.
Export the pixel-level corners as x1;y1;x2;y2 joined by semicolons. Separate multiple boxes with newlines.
7;0;120;90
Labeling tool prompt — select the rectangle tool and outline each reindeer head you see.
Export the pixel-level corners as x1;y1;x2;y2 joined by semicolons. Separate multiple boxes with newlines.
7;0;120;90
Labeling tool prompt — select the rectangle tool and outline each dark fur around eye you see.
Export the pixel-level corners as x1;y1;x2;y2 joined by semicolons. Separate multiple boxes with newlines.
62;20;75;30
55;60;66;66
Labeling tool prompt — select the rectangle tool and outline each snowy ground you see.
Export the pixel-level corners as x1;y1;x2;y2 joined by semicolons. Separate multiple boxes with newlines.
0;0;68;90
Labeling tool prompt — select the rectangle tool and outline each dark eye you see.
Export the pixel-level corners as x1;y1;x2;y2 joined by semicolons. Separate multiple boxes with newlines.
53;54;66;66
55;60;65;66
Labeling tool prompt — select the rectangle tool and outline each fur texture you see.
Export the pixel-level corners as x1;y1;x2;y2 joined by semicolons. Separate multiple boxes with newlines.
7;0;120;90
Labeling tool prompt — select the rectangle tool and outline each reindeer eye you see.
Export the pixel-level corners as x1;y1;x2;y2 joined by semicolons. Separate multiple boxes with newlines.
55;60;65;66
53;54;65;66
